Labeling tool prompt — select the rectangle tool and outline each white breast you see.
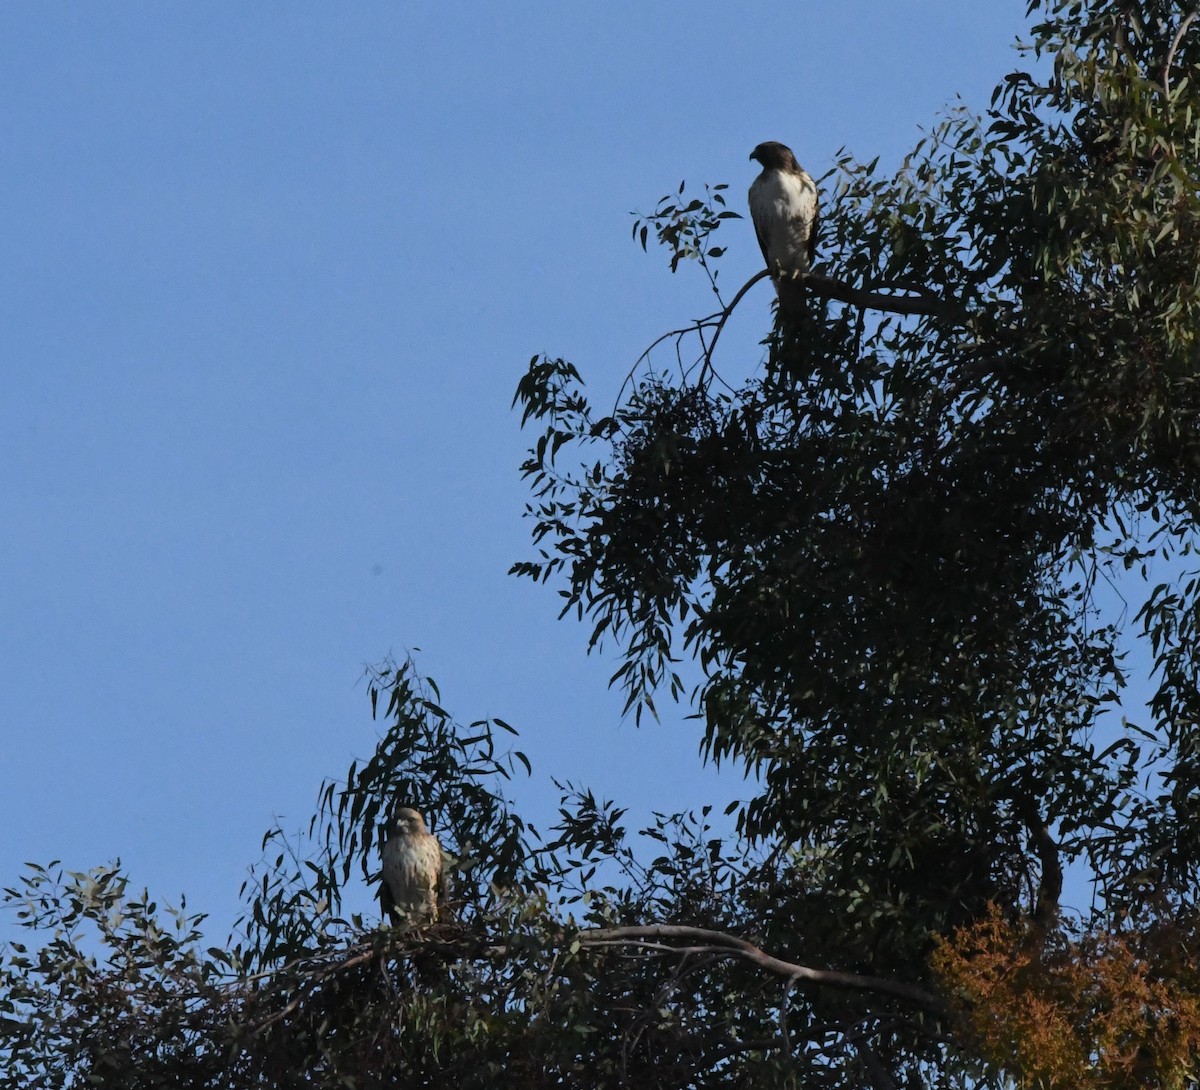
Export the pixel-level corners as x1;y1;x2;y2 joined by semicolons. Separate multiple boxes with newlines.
382;834;442;921
749;168;818;273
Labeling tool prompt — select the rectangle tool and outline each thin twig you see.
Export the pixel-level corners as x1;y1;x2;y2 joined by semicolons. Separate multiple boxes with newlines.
228;937;375;988
706;1036;787;1061
613;319;715;413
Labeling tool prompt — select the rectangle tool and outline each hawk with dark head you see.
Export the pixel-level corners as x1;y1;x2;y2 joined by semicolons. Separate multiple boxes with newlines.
380;806;443;928
748;140;819;299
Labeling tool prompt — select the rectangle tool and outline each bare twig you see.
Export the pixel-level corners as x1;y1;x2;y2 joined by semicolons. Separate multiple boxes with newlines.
613;319;715;413
227;937;375;988
706;1036;787;1061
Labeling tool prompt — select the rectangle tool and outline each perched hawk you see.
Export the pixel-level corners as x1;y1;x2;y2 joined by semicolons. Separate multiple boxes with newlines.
380;806;443;928
748;140;819;298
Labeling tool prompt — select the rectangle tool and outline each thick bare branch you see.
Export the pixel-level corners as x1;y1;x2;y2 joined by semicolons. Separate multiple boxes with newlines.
797;271;954;317
579;924;949;1015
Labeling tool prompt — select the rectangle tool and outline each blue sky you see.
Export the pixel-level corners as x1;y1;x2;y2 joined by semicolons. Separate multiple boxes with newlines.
1;4;1035;938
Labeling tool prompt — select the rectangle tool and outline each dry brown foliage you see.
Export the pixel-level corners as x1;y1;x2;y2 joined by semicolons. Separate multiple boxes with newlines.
931;905;1200;1090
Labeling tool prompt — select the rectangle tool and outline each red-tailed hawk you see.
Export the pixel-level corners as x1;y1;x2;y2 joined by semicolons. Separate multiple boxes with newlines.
380;806;443;928
748;140;819;305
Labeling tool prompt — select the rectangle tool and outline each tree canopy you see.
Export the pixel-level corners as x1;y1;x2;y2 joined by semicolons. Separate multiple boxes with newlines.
6;2;1200;1087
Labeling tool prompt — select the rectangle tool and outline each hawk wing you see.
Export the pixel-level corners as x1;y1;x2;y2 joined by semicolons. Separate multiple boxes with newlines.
750;186;774;271
805;187;820;268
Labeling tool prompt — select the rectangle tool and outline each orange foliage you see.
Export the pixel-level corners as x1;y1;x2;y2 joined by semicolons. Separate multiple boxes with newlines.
931;905;1200;1090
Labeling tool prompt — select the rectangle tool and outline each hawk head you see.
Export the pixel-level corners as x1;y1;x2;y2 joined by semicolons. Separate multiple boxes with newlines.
749;140;801;173
389;806;430;837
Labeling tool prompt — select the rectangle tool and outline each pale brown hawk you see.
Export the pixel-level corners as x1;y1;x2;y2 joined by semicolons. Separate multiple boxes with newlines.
748;140;819;293
379;806;443;928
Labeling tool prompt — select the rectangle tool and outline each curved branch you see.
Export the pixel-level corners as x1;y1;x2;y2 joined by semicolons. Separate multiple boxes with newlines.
1164;10;1199;102
248;947;377;1031
706;269;770;359
578;924;949;1015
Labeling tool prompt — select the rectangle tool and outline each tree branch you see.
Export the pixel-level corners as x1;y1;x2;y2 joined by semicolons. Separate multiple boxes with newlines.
700;269;771;379
1164;10;1199;102
618;268;955;411
853;1039;900;1090
578;924;949;1015
1016;801;1063;926
798;271;954;317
